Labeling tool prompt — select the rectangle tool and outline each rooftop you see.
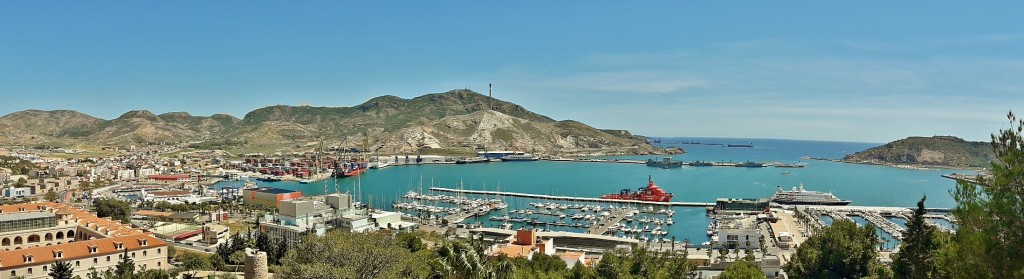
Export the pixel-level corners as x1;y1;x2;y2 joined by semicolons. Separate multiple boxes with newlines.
0;211;54;222
252;187;299;194
0;234;166;269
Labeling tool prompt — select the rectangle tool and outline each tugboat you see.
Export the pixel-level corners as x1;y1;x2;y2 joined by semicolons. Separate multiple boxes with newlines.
601;176;674;202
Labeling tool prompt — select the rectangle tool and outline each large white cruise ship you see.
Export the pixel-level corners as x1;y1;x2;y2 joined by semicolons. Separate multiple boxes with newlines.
771;183;851;205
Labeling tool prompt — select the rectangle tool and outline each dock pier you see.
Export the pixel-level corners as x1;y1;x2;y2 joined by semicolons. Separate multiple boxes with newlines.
429;187;714;207
857;212;906;239
585;208;631;235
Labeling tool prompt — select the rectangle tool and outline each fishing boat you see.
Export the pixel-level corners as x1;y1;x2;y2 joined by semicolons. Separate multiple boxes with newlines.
600;176;674;202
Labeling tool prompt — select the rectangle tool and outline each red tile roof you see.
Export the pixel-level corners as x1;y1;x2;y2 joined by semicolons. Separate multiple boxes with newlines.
0;234;166;269
0;202;167;270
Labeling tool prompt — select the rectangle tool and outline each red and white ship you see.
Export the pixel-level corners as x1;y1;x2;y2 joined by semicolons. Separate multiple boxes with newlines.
601;176;674;202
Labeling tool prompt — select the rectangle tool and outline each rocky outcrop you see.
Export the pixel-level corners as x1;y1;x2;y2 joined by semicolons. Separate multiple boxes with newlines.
842;136;995;168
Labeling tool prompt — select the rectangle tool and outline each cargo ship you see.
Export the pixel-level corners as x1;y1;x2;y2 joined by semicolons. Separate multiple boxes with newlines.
455;157;490;164
646;157;685;169
771;184;851;205
735;161;766;168
689;161;714;167
500;154;539;161
601;176;674;202
333;161;368;178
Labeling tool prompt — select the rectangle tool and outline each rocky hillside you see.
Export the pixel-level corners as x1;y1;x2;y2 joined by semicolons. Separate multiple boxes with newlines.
842;136;995;168
0;90;659;155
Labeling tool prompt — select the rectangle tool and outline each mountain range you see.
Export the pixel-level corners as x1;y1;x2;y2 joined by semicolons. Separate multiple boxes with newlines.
0;90;659;155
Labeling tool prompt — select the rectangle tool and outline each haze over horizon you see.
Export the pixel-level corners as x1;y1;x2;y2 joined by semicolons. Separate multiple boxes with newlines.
2;2;1022;143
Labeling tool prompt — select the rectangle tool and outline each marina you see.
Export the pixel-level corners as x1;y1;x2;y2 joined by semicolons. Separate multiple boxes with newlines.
429;187;714;207
213;138;968;244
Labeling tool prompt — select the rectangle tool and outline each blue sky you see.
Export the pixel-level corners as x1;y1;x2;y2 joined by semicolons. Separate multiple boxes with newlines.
1;2;1022;143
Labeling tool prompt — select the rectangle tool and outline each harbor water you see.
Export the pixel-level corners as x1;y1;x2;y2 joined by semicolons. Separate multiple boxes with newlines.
216;137;970;244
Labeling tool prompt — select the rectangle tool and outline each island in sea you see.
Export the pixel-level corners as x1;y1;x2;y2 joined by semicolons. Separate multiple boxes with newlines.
842;135;995;169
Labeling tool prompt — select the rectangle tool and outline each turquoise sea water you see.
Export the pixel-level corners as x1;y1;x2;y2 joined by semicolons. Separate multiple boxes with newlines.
216;137;969;243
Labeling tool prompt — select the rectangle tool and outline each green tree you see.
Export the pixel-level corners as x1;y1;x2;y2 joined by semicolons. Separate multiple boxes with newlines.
44;190;58;202
893;195;942;279
47;260;75;279
279;230;428;279
719;260;765;279
86;267;102;279
595;251;624;279
229;250;247;265
115;249;136;278
589;246;695;279
14;177;27;187
175;250;213;271
93;198;132;223
567;262;597;279
941;111;1024;278
273;239;289;265
784;219;879;278
430;241;490;279
398;231;426;252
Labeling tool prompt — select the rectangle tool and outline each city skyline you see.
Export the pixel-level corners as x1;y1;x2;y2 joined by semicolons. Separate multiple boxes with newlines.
2;2;1022;143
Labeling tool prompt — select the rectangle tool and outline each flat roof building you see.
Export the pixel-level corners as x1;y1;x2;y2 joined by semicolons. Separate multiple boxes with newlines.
241;187;302;208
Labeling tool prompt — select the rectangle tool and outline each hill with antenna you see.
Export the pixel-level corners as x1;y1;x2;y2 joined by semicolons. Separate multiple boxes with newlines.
0;89;660;155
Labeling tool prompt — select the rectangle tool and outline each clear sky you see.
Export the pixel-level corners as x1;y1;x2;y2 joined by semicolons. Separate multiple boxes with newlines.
2;2;1022;143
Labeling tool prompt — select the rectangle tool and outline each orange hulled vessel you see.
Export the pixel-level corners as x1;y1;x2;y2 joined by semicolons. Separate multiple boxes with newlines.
601;176;674;202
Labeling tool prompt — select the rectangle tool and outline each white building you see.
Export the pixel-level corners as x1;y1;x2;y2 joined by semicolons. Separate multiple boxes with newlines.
714;216;762;249
2;187;32;199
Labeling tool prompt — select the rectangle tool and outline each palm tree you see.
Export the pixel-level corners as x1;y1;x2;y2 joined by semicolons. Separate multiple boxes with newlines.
430;241;490;279
492;259;515;279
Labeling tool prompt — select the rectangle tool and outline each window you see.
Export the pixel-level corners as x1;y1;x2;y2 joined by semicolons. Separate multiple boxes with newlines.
27;268;32;275
75;260;80;267
106;256;110;262
131;252;136;258
94;258;98;264
143;251;147;256
157;248;161;254
10;270;15;277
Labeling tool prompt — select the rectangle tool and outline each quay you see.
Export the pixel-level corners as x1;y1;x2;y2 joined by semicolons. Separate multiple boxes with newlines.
473;228;639;251
429;187;714;207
